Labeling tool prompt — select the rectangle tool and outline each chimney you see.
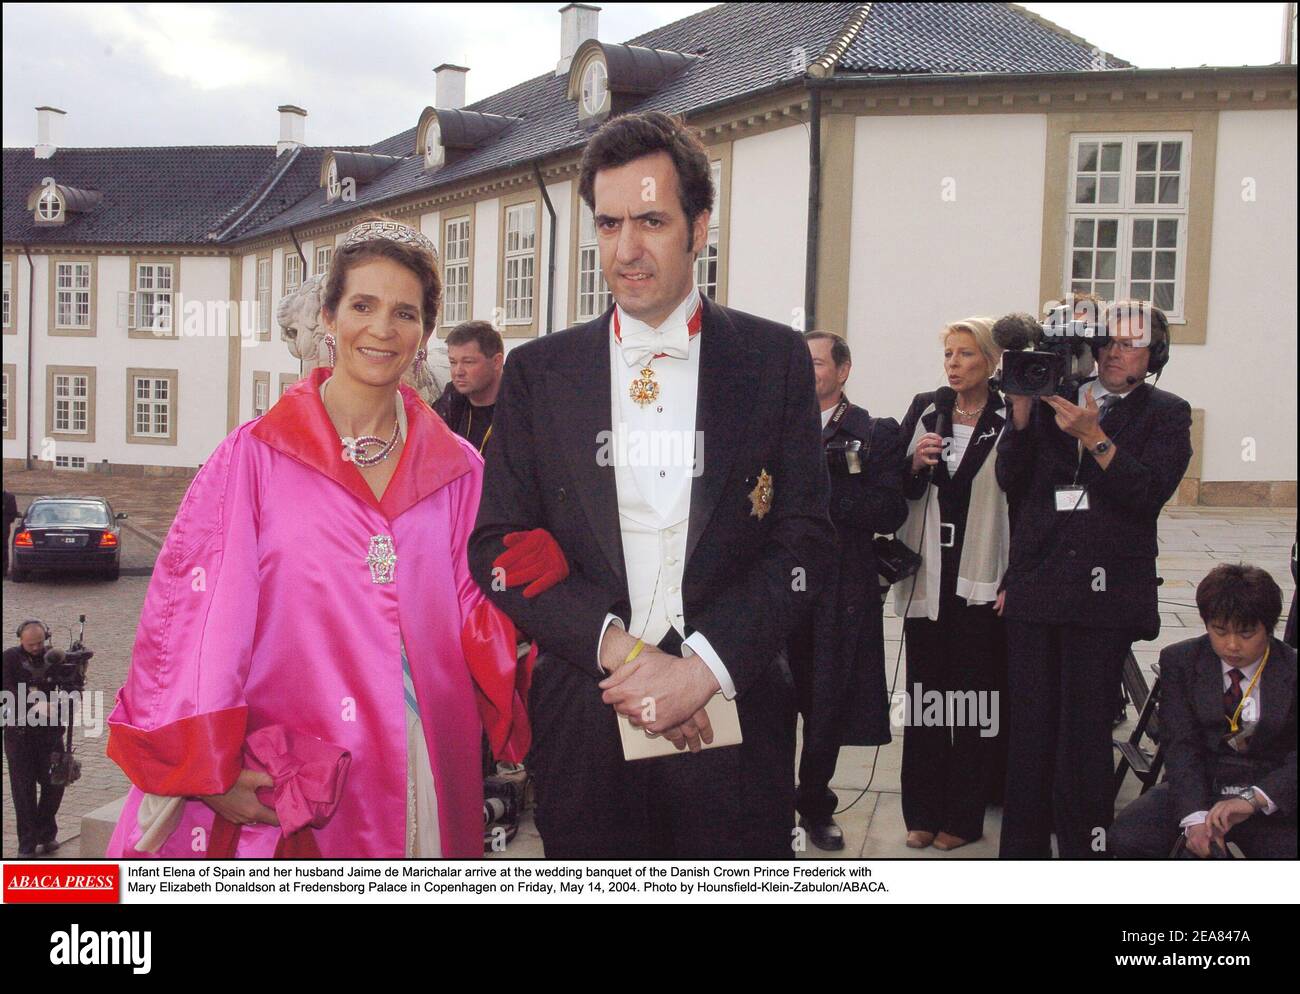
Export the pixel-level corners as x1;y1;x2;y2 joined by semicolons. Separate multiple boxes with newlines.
434;64;469;110
35;106;66;160
277;105;307;155
556;3;600;76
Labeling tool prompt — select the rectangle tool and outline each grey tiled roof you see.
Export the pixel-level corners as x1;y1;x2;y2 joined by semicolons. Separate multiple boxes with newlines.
234;2;861;241
840;2;1129;75
2;145;335;245
4;2;1128;249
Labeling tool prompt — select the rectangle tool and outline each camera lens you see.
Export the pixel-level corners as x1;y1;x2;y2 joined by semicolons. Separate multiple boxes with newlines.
1023;357;1051;392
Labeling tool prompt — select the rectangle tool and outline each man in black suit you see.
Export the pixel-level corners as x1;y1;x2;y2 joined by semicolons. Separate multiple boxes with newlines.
996;301;1192;858
1110;564;1296;858
790;331;907;850
469;111;833;859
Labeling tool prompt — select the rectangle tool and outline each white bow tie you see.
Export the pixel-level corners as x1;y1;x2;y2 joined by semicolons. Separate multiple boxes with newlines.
618;320;691;366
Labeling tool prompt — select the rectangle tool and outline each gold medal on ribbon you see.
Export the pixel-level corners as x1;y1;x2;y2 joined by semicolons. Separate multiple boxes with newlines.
748;469;774;520
629;367;660;407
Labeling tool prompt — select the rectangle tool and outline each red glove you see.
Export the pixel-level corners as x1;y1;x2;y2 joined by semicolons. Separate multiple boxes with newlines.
492;528;569;598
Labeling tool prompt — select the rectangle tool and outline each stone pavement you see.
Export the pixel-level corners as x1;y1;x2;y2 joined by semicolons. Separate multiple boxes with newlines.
2;496;1293;860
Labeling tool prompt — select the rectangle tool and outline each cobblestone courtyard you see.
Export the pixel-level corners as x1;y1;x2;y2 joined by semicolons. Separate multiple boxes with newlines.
2;467;1294;859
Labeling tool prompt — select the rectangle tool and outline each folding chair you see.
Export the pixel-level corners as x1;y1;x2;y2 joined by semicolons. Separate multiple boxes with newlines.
1113;654;1164;802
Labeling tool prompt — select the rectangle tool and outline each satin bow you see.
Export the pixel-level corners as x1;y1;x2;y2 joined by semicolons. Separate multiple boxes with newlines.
617;319;692;366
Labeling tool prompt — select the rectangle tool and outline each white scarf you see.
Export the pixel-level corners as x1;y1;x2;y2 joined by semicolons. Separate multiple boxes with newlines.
893;401;1010;620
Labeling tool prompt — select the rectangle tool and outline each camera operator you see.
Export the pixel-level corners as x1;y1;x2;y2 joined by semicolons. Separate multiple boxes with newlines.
996;300;1192;858
3;620;67;856
788;331;907;850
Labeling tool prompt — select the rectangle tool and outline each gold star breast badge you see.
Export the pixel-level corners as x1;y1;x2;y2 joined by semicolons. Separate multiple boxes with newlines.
748;469;774;520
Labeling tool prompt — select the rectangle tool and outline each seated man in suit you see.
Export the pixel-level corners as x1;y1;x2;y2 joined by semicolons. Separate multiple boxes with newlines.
1110;563;1296;858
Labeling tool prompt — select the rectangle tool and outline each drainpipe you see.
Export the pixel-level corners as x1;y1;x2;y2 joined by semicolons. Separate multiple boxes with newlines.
803;84;822;332
531;160;557;334
288;227;308;374
22;245;34;469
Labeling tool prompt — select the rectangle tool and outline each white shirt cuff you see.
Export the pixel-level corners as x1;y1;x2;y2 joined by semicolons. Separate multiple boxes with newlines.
598;613;625;674
1180;810;1208;834
1252;786;1278;815
682;630;737;700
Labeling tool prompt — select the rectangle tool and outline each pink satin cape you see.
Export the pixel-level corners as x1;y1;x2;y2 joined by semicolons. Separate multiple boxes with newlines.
105;366;529;858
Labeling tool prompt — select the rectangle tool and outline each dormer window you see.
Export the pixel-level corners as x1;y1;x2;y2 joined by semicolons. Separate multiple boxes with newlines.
416;106;518;170
319;150;403;201
26;181;101;226
581;60;608;117
566;40;695;128
37;186;63;222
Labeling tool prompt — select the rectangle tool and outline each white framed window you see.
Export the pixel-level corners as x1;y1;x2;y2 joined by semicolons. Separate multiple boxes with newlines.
134;262;174;332
2;261;11;328
581;60;608;116
443;216;470;325
54;455;87;471
694;159;723;299
503;202;536;325
133;375;171;437
326;159;341;201
53;373;89;433
315;244;332;278
576;201;611;321
1066;133;1190;319
37;186;63;222
55;261;92;329
424;120;444;169
285;252;302;294
257;258;272;335
253;377;269;418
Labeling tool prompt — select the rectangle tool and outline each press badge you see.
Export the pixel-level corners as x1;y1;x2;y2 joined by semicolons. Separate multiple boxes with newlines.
1240;696;1258;723
846;451;862;475
1055;485;1089;512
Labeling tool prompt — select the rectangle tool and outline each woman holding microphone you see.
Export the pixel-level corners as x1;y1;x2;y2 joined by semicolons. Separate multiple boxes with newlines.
895;318;1009;851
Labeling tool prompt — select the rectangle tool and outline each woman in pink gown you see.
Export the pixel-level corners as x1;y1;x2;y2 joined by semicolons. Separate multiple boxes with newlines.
105;219;529;858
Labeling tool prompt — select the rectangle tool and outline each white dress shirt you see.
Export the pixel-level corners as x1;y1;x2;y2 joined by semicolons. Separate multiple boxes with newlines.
1180;651;1277;834
597;287;736;699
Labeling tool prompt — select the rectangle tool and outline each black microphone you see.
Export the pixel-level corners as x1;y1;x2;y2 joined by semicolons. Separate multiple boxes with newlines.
933;387;956;465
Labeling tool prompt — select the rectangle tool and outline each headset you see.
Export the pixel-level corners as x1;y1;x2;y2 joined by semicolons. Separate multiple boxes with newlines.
15;619;50;642
1097;301;1171;380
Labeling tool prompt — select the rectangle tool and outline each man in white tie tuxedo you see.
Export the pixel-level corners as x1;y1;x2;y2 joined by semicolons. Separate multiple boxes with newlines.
469;111;834;858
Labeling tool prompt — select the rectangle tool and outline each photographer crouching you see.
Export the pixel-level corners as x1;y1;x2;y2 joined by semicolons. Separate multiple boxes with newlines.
995;299;1192;858
3;620;69;856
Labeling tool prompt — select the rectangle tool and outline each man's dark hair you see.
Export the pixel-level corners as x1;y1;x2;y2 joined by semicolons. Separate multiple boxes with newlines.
1196;563;1283;633
578;111;714;252
804;331;851;367
445;320;503;359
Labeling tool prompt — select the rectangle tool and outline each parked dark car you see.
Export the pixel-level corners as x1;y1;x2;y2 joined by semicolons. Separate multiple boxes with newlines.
10;496;127;582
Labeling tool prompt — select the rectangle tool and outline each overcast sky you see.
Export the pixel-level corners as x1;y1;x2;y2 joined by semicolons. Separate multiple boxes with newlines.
2;2;1292;149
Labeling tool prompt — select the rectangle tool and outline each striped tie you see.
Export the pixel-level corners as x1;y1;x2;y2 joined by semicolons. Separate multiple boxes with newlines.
1224;668;1245;725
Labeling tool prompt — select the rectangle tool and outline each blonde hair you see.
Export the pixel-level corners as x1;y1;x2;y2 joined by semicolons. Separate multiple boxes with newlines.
942;317;1001;380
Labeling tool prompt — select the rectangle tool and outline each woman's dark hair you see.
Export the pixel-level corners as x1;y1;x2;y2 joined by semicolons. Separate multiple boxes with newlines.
1196;563;1282;633
578;111;714;250
321;215;442;334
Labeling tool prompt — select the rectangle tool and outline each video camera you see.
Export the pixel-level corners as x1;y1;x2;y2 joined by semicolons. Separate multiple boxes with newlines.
993;304;1110;397
23;615;93;787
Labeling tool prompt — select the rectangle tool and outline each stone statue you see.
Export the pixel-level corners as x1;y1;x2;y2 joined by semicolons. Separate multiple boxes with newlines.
278;272;451;407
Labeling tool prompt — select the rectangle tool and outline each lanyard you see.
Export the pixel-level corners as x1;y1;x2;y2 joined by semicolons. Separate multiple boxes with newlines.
465;407;493;454
1227;644;1269;733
